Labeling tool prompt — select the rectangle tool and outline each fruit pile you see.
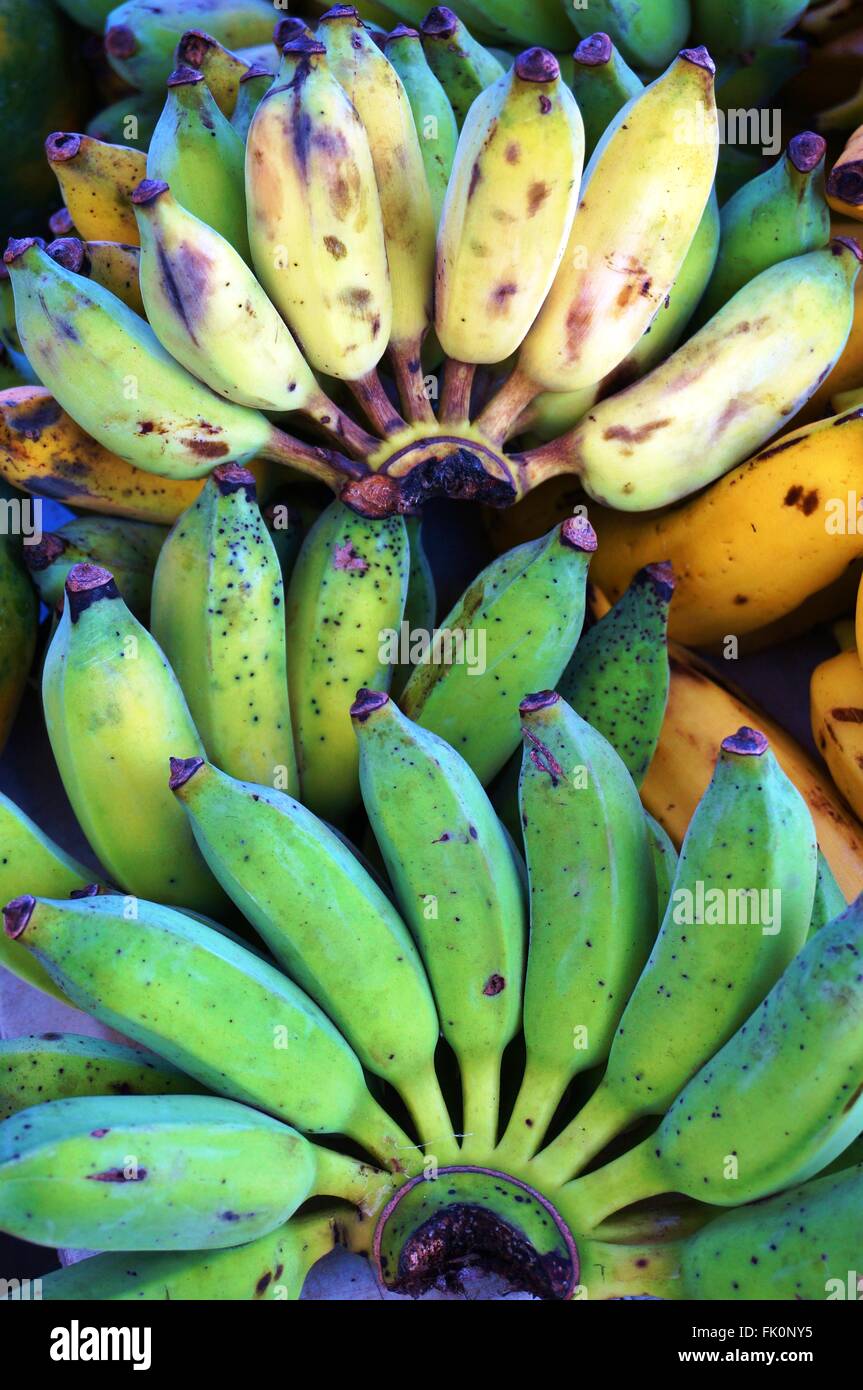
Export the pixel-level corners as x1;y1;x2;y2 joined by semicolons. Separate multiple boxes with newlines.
0;0;863;1301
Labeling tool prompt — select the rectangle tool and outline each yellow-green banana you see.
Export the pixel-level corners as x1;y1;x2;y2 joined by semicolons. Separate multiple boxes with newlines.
44;131;146;246
230;60;273;140
24;514;165;617
384;25;459;227
420;7;505;127
45;236;145;316
104;0;278;92
569;0;691;72
0;1034;195;1121
0;535;36;753
570;32;642;160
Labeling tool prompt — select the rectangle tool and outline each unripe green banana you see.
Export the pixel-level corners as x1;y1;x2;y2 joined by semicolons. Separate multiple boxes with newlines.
646;812;678;921
230;60;273;140
569;0;691;72
2;892;411;1167
715;38;808;111
697;132;831;324
420;8;505;127
0;1034;195;1121
170;756;457;1158
558;895;863;1231
525;238;863;512
147;67;250;261
22;1209;338;1299
385;26;459;226
285;502;408;822
104;0;277;92
691;0;809;55
0;535;37;753
809;849;847;937
352;691;526;1156
54;0;116;31
494;692;655;1169
434;49;584;369
569;32;642;160
150;464;298;792
42;563;227;914
0;1093;378;1251
264;495;307;588
3;238;272;479
174;28;269;118
451;0;571;49
401;518;597;786
535;727;818;1190
391;513;436;699
86;94;163;150
24;515;165;617
246;38;392;382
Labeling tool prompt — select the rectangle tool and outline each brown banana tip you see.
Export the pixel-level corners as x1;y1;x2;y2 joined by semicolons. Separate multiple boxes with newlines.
48;207;75;237
131;179;169;207
241;60;273;81
561;515;598;553
283;36;327;57
105;23;138;59
176;28;214;65
515;48;559;84
274;17;307;47
167;65;204;87
320;4;360;19
339;473;404;519
722;726;768;757
520;691;560;716
351;689;389;720
65;563;119;621
422;7;457;39
46;237;87;274
169;756;205;791
639;560;676;600
213;462;256;496
788;131;826;173
4;237;44;265
69;884;102;899
23;533;66;571
827;162;863;207
680;45;715;76
4;895;36;939
831;233;863;262
386;24;420;42
45;131;82;163
574;33;613;66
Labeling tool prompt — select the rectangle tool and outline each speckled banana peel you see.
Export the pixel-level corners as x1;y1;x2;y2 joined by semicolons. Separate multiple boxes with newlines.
44;131;146;245
0;1034;196;1122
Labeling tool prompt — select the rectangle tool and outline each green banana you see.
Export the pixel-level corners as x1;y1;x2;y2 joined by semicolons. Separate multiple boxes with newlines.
2;892;410;1167
285;502;408;822
569;32;643;160
715;38;808;111
41;563;227;914
558;895;863;1231
0;1093;382;1251
0;1034;196;1121
809;848;847;937
646;812;678;921
53;0;116;30
146;67;250;261
447;0;571;49
533;727;818;1190
264;496;306;588
104;0;277;92
494;692;655;1170
716;143;765;205
86;94;163;150
21;1209;338;1299
391;513;436;698
420;7;505;127
150;464;298;792
0;535;37;753
400;517;597;786
352;691;527;1156
384;25;459;227
0;264;32;381
691;0;809;55
696;131;831;324
23;514;165;617
569;0;691;71
230;60;273;140
169;756;457;1158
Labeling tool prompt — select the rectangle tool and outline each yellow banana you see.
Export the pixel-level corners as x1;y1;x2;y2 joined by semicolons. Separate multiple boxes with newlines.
827;121;863;219
793;216;863;424
45;131;147;245
811;646;863;819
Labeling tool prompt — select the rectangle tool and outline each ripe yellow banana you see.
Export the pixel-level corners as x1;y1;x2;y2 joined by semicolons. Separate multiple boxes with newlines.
45;131;146;245
811;646;863;819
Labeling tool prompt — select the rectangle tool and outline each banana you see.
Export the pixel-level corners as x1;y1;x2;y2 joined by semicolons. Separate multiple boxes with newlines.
716;38;808;111
520;239;863;512
434;49;584;374
352;690;526;1157
828;122;863;219
24;1209;338;1299
24;514;165;617
811;646;863;819
0;1093;383;1251
45;131;146;245
569;32;643;160
0;386;213;524
104;0;277;92
0;268;35;384
41;562;227;914
534;727;818;1190
285;501;408;822
588;405;863;645
478;48;719;440
401;518;597;786
557;894;863;1232
264;494;308;587
494;692;655;1169
696;132;830;324
2;892;411;1168
0;1034;195;1121
809;849;847;936
420;8;505;127
246;38;393;383
150;464;298;792
174;28;260;116
53;0;117;31
319;8;436;397
391;513;436;698
569;0;691;72
447;0;571;49
46;237;145;316
692;0;812;54
48;209;75;237
0;536;36;754
384;25;459;227
147;67;250;261
169;756;458;1159
86;94;163;150
230;60;273;141
646;812;678;922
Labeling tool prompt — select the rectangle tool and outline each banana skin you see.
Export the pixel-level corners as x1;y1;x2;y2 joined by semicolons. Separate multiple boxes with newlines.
0;1034;196;1121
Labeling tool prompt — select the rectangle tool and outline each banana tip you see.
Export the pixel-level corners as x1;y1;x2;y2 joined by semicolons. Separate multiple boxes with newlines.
3;237;44;266
105;23;138;60
680;45;715;76
520;691;560;716
176;29;214;66
283;36;327;58
48;208;75;237
4;896;35;940
639;560;676;601
386;24;420;43
274;18;307;48
65;564;119;622
574;33;613;67
167;66;204;88
213;462;256;497
320;4;360;20
69;884;103;899
722;726;768;757
46;237;87;274
45;131;83;163
169;757;205;792
561;515;598;553
515;48;560;84
351;689;389;721
23;533;66;572
788;131;826;173
131;179;169;207
831;235;863;263
242;60;273;82
421;7;457;39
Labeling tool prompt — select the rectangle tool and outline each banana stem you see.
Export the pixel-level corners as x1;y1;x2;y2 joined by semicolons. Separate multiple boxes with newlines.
304;391;382;459
458;1051;502;1161
510;426;584;500
348;369;408;437
391;340;436;424
345;1092;426;1178
474;365;540;444
398;1064;461;1166
578;1236;684;1300
312;1144;399;1223
529;1083;635;1190
263;426;367;490
494;1055;570;1169
554;1136;668;1236
440;358;476;424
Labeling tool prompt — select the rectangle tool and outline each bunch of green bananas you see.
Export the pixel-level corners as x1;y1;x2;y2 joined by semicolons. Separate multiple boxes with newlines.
4;4;856;525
